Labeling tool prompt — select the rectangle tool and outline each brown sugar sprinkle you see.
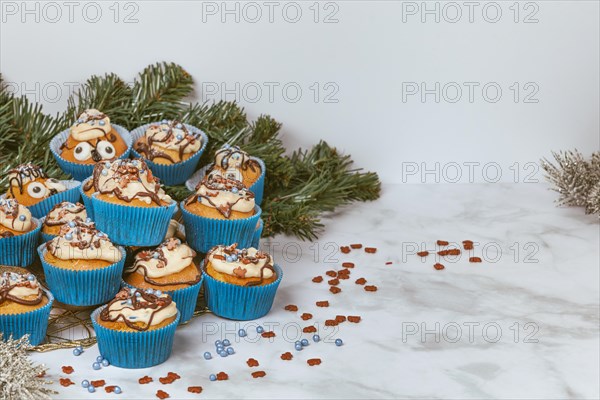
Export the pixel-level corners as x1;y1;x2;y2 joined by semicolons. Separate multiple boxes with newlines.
37;371;46;378
437;250;449;256
325;270;337;277
329;286;342;294
364;285;378;292
350;244;363;249
447;249;461;256
417;251;429;257
335;315;347;323
437;240;449;246
251;371;267;378
337;269;351;279
159;372;180;385
139;376;153;384
341;246;351;254
312;276;323;283
307;358;322;366
301;312;313;320
355;277;367;285
216;372;228;381
325;319;338;326
463;243;474;250
284;304;298;311
261;331;276;338
281;352;293;360
316;301;329;307
59;378;75;387
342;262;355;268
348;316;361;323
434;263;445;270
463;240;473;245
105;386;118;393
91;380;106;388
365;247;377;254
61;366;74;374
247;358;260;367
385;261;393;265
188;386;203;394
156;390;170;399
469;257;482;263
303;326;317;333
328;278;340;286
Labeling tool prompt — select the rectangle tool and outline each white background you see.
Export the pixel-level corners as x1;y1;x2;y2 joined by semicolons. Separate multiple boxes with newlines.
1;0;598;183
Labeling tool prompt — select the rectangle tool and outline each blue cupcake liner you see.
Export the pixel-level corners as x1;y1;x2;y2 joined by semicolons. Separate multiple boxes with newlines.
202;261;282;320
91;305;180;368
40;232;57;244
79;177;95;220
50;124;133;181
180;203;262;253
252;218;263;249
130;122;208;185
91;195;177;246
0;217;42;267
0;289;54;346
121;274;203;324
37;245;125;307
185;157;266;205
0;181;82;220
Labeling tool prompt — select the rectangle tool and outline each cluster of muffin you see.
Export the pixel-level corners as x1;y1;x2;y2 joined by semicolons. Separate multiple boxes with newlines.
0;109;281;369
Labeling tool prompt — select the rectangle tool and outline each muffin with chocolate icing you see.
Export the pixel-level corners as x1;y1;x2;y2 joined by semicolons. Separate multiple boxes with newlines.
38;219;125;306
0;268;54;345
50;109;132;181
202;244;282;320
0;199;42;267
89;159;176;246
123;238;202;324
91;288;180;368
41;201;87;242
181;175;261;252
206;144;265;203
3;163;81;218
131;119;207;185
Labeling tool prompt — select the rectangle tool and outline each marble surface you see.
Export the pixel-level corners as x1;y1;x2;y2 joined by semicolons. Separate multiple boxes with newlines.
31;183;600;399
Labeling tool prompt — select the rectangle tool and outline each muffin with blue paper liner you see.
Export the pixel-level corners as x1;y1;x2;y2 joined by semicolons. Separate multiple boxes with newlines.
131;119;207;185
0;268;53;346
122;238;201;324
3;163;81;219
202;243;282;320
0;199;41;267
50;109;132;181
181;175;261;253
41;201;87;242
38;219;125;306
89;159;176;246
206;144;265;205
91;287;180;368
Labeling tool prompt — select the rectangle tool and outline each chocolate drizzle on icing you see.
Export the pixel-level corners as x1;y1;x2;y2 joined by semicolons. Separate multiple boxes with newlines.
134;120;200;162
125;238;200;287
43;202;86;227
99;288;174;331
185;175;255;218
0;198;30;231
85;159;169;206
213;145;260;173
0;272;43;306
206;243;275;287
7;163;51;197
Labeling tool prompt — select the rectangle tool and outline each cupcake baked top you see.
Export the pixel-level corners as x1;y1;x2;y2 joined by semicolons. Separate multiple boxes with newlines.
99;287;177;331
185;175;255;219
0;271;45;310
125;238;200;287
60;109;128;164
45;219;121;265
134;120;202;164
208;144;262;185
205;243;276;286
42;202;86;232
85;159;172;206
5;163;67;206
0;198;34;238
